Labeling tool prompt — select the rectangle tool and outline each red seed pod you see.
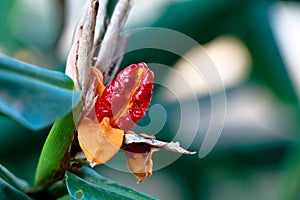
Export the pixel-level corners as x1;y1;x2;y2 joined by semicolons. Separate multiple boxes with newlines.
95;62;154;130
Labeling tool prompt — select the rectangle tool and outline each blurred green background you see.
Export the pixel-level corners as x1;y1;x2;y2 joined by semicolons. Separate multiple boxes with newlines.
1;0;300;199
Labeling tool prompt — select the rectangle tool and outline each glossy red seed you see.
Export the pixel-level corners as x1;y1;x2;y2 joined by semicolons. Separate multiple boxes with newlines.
95;62;154;131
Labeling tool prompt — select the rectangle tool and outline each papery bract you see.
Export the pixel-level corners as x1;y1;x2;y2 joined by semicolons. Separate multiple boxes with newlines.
122;142;158;183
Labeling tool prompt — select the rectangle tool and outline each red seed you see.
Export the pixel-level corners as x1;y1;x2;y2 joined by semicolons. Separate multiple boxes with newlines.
95;63;154;131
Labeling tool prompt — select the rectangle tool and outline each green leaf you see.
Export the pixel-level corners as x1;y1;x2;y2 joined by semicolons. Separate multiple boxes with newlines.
34;111;77;190
57;194;72;200
78;166;157;200
0;55;81;130
0;55;74;89
65;171;133;200
0;164;29;192
0;178;32;200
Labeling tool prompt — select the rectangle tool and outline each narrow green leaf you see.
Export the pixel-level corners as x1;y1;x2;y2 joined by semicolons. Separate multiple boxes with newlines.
0;164;29;192
34;111;77;190
0;55;81;130
0;178;32;200
78;166;157;200
65;171;134;200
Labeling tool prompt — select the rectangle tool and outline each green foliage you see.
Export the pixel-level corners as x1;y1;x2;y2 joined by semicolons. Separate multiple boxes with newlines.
1;158;156;199
0;165;29;192
66;171;130;200
57;194;73;200
77;166;157;200
0;55;81;130
0;165;31;200
66;168;157;200
0;179;32;200
34;111;77;190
